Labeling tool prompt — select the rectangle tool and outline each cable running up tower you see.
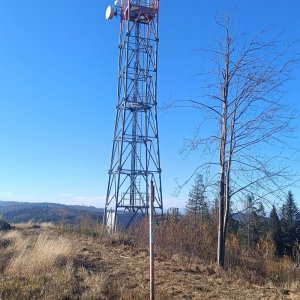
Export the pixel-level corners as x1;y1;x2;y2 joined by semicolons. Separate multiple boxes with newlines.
104;0;163;231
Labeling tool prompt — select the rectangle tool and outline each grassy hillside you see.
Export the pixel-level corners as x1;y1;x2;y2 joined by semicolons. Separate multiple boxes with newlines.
0;221;299;299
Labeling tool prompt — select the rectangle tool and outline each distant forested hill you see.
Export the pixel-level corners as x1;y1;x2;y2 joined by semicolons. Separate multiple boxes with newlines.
0;200;103;224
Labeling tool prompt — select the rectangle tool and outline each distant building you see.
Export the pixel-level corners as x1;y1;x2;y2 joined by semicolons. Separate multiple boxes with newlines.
167;207;180;217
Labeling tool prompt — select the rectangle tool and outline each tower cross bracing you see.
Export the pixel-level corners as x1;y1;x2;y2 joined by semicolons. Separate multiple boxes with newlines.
104;0;163;230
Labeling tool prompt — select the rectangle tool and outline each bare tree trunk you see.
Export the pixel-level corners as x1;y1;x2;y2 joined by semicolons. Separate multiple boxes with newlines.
218;119;226;267
217;170;225;266
217;19;230;267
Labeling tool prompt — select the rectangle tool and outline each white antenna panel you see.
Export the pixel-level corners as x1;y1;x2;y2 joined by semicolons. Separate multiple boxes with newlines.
105;6;114;20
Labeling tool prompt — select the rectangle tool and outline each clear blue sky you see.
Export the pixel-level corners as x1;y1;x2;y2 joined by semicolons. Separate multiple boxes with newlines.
0;1;299;209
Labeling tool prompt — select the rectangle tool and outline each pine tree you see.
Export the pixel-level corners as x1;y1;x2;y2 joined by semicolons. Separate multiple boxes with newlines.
238;194;266;251
281;191;300;257
268;205;283;256
185;174;209;220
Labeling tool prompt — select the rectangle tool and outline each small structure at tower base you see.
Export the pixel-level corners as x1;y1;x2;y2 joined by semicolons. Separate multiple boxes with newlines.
106;209;144;232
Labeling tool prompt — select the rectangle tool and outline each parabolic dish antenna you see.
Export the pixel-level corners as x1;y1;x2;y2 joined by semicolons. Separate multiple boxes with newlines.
106;6;114;20
114;0;120;5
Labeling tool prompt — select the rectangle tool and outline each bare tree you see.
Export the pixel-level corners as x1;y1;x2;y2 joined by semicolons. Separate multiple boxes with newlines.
170;17;299;267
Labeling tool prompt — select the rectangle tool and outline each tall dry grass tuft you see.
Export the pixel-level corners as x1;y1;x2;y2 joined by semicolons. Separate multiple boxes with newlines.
80;269;122;300
5;233;74;276
0;229;22;243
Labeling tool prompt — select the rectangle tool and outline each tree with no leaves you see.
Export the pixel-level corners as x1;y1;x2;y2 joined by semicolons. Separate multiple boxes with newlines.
172;17;298;267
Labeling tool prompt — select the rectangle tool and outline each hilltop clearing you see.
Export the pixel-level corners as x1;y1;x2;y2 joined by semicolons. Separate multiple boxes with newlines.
0;223;299;299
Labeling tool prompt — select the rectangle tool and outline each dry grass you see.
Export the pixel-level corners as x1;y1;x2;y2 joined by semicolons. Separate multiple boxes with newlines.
0;228;76;299
125;216;300;296
5;233;74;276
0;219;300;299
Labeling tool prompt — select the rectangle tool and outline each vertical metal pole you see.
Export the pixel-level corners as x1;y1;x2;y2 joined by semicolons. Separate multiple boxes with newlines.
149;180;155;300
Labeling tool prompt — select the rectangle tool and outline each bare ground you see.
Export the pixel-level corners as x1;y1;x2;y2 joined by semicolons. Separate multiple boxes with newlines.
77;236;299;299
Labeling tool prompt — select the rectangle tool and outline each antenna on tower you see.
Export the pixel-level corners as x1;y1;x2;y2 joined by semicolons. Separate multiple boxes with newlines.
105;0;122;20
105;5;115;20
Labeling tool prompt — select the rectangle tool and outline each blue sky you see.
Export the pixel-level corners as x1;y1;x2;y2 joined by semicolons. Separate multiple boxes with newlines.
0;1;299;209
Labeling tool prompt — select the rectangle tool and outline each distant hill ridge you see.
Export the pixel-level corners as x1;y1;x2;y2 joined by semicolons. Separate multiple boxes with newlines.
0;200;104;224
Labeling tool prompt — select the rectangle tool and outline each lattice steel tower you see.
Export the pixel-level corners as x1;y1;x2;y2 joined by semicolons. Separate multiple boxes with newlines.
104;0;163;230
